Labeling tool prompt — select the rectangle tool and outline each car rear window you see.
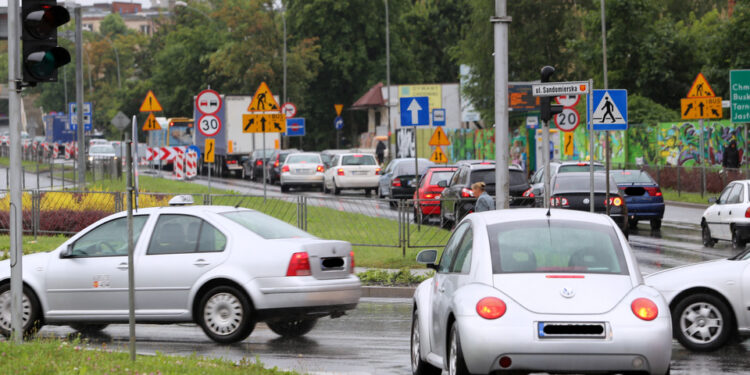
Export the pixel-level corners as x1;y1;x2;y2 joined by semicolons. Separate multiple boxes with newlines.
612;170;656;184
553;174;619;194
286;154;321;164
394;160;433;176
470;170;494;184
488;220;627;275
342;154;376;165
90;145;115;154
558;164;605;173
222;210;315;239
430;171;455;185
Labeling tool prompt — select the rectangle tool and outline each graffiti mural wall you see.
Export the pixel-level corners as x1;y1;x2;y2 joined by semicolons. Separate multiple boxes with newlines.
655;120;745;166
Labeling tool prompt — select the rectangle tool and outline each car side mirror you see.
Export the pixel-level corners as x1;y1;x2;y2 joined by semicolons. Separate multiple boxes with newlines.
437;180;447;188
416;249;439;270
60;243;73;258
708;197;718;204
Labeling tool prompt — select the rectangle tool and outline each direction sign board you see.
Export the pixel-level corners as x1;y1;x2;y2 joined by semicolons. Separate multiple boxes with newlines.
142;112;161;131
242;113;286;133
400;96;429;126
532;81;589;97
681;97;722;120
247;82;280;112
286;118;305;136
587;89;628;131
281;102;297;118
139;90;163;112
197;114;222;137
195;89;222;115
429;146;448;163
428;127;450;146
554;107;580;132
432;108;446;126
731;70;750;123
111;111;130;130
334;116;344;130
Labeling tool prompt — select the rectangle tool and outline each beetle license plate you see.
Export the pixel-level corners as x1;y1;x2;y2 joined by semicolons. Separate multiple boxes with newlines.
537;322;606;339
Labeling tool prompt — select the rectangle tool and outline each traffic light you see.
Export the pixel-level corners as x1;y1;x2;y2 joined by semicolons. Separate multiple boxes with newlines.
540;66;563;122
21;0;71;84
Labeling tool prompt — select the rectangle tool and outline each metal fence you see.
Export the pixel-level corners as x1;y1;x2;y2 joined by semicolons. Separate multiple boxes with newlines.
0;190;454;254
612;163;750;197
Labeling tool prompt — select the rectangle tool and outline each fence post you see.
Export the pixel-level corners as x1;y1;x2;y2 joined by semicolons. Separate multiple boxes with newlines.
677;165;681;197
22;167;25;189
32;190;39;239
303;196;308;231
36;163;39;190
400;200;406;258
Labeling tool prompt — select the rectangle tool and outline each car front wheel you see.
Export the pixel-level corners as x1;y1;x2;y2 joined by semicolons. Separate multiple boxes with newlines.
198;285;255;344
0;283;42;338
673;293;732;352
267;318;317;338
702;223;715;248
411;312;441;375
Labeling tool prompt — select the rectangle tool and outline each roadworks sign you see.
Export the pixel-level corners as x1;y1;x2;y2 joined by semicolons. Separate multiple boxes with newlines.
428;127;450;146
247;82;280;112
140;90;163;112
687;73;716;98
242;113;287;133
142;112;161;131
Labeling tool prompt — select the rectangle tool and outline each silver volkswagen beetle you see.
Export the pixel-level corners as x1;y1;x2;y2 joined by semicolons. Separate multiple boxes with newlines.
411;208;672;375
0;197;361;343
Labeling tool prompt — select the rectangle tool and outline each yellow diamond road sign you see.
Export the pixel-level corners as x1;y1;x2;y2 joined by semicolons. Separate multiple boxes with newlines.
429;146;448;163
428;127;450;146
681;97;722;120
242;113;287;133
247;82;281;112
687;73;716;98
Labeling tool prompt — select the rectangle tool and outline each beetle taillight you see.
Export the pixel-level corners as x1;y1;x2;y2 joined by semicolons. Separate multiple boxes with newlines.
606;197;623;206
286;252;311;276
631;298;658;321
476;297;506;319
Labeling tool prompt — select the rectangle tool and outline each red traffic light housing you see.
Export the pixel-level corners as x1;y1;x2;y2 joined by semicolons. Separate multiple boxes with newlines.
22;1;71;84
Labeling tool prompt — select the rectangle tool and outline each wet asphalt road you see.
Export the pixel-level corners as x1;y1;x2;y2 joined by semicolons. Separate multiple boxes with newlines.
32;223;750;375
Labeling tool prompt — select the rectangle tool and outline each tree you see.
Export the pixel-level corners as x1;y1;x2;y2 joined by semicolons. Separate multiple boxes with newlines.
100;13;129;37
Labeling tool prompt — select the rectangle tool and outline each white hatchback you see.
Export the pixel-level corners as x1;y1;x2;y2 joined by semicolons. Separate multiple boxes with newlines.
701;179;750;249
323;153;380;196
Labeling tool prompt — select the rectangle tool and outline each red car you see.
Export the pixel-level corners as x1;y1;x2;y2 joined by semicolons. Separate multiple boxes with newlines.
412;166;457;224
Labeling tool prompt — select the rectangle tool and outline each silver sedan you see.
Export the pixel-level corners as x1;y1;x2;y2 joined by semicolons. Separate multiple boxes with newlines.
0;196;360;343
280;152;326;192
411;208;672;375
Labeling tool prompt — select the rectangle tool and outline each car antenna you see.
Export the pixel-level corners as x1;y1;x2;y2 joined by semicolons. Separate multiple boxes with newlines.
546;206;551;217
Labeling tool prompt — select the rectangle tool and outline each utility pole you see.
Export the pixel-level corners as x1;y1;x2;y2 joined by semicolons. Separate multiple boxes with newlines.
492;0;511;209
76;7;86;187
8;0;24;343
385;0;392;162
600;0;610;214
282;8;288;149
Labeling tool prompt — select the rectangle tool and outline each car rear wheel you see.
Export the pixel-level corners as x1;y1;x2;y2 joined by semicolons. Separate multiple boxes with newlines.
673;293;732;352
702;223;715;248
448;324;471;375
281;184;290;193
628;218;639;229
198;285;255;344
70;323;109;334
732;227;746;250
365;188;373;196
323;181;330;194
267;318;317;338
411;312;441;375
651;218;662;230
333;180;341;195
0;283;42;338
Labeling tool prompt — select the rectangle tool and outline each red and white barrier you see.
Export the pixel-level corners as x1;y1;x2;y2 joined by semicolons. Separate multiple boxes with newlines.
173;151;185;180
64;143;72;159
185;150;198;179
52;143;59;159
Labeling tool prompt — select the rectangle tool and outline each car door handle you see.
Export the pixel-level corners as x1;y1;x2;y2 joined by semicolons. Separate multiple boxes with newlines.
117;262;128;270
193;259;210;267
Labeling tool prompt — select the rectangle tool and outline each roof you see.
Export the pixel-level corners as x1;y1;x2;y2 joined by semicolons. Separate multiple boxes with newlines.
351;83;385;109
475;207;613;227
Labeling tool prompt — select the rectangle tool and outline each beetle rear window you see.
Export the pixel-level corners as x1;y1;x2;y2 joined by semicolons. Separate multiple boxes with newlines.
222;210;315;239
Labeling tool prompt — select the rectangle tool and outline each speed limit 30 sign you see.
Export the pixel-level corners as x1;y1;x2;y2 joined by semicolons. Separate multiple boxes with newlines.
198;114;222;137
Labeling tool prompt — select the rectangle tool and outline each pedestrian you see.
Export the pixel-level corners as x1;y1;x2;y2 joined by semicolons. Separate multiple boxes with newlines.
471;182;495;212
723;140;740;170
376;140;386;165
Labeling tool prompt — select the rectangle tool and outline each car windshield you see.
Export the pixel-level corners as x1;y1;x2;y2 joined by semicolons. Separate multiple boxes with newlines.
342;154;376;165
612;170;656;184
558;164;605;173
429;171;455;185
90;145;115;154
286;154;321;164
488;219;627;275
222;210;315;239
552;174;620;194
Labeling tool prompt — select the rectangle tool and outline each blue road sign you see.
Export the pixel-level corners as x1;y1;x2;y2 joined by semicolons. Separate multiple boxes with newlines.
286;118;306;136
587;89;628;131
69;102;93;131
400;96;429;126
334;116;344;130
432;108;446;126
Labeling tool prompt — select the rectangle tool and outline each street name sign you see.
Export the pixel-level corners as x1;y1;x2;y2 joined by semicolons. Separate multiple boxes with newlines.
532;81;589;97
731;70;750;123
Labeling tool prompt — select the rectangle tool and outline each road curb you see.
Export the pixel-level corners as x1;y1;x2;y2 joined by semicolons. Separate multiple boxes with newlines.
362;286;415;298
665;200;709;209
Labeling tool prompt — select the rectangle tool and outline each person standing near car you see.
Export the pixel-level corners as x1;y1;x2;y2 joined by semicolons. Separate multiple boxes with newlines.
472;182;495;212
723;140;740;170
376;140;386;165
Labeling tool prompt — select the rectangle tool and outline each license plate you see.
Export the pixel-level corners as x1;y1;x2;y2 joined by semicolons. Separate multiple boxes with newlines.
353;171;368;176
537;322;606;339
294;169;313;175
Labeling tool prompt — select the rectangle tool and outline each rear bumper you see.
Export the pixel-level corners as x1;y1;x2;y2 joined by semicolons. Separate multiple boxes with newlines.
249;275;362;312
334;175;379;189
626;201;665;219
281;174;324;185
390;187;416;199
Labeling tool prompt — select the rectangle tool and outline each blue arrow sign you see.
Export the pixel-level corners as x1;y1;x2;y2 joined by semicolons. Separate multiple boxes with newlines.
334;116;344;130
400;96;429;126
286;118;306;136
587;89;628;131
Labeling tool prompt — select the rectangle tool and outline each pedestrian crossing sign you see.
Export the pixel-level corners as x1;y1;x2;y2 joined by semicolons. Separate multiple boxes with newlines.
588;89;628;131
247;82;280;112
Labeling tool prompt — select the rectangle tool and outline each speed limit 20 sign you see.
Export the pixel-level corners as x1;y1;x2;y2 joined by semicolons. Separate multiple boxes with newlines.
554;95;581;132
198;114;222;137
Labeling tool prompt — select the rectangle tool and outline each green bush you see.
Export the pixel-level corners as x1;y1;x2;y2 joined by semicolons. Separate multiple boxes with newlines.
356;267;434;286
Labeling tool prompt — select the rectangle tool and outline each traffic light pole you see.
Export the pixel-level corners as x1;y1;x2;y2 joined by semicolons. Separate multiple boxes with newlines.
542;119;551;209
76;6;86;187
7;0;24;344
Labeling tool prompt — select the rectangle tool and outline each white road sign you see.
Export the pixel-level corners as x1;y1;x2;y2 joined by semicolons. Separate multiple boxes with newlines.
555;95;580;108
554;107;580;132
281;102;297;118
532;81;589;97
196;89;222;115
197;114;222;137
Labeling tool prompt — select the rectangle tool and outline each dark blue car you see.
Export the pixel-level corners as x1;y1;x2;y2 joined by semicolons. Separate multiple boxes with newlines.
612;169;665;230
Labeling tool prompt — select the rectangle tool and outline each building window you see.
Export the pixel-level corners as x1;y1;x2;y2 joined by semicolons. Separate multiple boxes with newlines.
140;25;151;34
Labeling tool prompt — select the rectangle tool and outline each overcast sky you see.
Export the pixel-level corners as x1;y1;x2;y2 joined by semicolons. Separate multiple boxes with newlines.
1;0;154;8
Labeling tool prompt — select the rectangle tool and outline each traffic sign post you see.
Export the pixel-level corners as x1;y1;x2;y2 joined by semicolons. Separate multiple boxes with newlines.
429;146;448;164
400;97;429;126
242;113;286;133
139;90;163;112
111;111;130;131
587;89;628;131
554;107;580;132
680;73;721;196
532;81;589;97
69;102;92;131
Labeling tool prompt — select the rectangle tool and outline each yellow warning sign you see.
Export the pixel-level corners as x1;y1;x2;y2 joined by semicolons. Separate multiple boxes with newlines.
242;113;287;133
428;127;450;146
139;90;163;112
335;104;344;116
429;146;448;163
681;97;723;120
563;132;574;156
142;112;161;131
204;138;215;163
686;73;716;98
247;82;280;112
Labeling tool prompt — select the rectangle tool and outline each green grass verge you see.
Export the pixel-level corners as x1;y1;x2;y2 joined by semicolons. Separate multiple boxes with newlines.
661;188;711;205
0;235;68;261
0;338;298;374
0;157;57;174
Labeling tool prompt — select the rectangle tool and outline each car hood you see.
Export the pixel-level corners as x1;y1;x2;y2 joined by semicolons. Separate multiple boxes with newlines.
493;273;634;314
